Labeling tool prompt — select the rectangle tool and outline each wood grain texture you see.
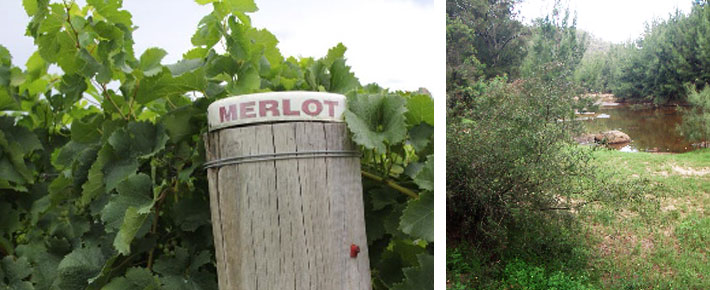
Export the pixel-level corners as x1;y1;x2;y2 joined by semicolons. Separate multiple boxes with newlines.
205;122;371;290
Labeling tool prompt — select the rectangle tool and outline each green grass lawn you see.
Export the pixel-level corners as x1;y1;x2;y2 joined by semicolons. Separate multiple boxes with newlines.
581;149;710;289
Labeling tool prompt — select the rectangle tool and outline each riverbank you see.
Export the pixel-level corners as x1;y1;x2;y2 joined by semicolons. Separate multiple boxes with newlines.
447;148;710;289
580;149;710;288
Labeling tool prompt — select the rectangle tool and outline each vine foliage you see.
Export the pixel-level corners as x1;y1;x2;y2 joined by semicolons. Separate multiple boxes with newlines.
0;0;433;289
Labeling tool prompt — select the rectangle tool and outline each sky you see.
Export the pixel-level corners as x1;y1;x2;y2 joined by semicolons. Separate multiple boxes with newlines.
0;0;438;95
516;0;694;43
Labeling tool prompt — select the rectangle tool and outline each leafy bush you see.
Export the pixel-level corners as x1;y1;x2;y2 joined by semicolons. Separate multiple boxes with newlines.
446;73;592;243
502;260;595;290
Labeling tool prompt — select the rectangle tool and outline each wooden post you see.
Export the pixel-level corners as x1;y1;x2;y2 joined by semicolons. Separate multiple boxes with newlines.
204;92;371;289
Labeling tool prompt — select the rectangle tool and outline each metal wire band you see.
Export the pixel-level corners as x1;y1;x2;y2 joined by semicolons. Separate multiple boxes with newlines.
203;150;361;169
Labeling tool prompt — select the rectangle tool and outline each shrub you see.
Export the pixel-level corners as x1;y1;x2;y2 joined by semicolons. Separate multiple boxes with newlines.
446;74;592;246
502;260;595;290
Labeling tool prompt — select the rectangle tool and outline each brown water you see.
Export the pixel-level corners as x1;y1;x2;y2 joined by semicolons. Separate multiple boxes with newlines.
583;104;695;153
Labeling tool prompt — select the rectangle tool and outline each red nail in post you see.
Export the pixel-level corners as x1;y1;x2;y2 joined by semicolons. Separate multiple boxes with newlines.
350;244;360;258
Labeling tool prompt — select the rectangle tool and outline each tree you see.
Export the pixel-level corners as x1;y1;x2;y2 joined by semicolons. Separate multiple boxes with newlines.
677;83;710;147
521;2;586;82
446;0;528;81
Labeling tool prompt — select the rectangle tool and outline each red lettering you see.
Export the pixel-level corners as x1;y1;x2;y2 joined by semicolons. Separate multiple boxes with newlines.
283;99;300;116
259;100;280;117
323;100;338;117
219;104;237;122
302;99;323;116
240;101;256;119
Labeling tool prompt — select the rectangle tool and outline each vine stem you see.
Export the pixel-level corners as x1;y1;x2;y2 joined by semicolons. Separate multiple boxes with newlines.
63;0;81;49
361;170;418;199
94;81;128;120
147;188;168;270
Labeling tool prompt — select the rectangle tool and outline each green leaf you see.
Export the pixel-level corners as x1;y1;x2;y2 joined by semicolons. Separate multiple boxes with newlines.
171;195;210;232
161;106;200;144
134;67;207;104
413;155;433;191
113;206;151;255
101;173;153;233
225;0;258;13
59;74;88;104
154;248;217;290
23;0;38;16
406;94;434;126
391;253;434;290
205;55;238;78
0;117;42;155
408;123;433;153
103;267;160;290
324;43;347;67
0;119;42;185
329;58;359;93
25;51;47;80
56;246;106;290
101;121;168;190
87;0;132;27
1;256;33;290
344;93;408;152
139;48;167;77
228;64;260;94
80;144;110;206
0;44;11;66
191;13;222;48
71;113;104;144
0;89;19;111
167;58;204;76
109;121;169;159
399;190;433;242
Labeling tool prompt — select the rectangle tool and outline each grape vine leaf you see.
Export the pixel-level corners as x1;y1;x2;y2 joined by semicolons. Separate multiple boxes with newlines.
408;123;433;153
103;267;160;290
0;45;11;66
80;144;110;206
56;246;106;290
100;173;153;233
225;0;258;13
139;48;168;77
59;74;88;104
391;253;434;290
0;89;18;111
399;190;433;242
413;154;433;191
103;121;168;190
405;94;434;126
71;114;104;144
192;13;222;48
22;0;38;16
113;205;152;255
86;0;132;27
329;58;359;94
154;247;217;290
344;93;407;153
134;67;207;104
0;256;33;290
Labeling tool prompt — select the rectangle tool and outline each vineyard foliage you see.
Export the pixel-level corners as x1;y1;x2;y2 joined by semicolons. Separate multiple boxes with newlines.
0;0;434;289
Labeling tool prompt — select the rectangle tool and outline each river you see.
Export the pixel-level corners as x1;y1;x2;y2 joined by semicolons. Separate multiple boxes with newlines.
582;104;695;153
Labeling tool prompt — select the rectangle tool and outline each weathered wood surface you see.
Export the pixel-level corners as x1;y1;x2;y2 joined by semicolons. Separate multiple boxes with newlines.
205;122;371;290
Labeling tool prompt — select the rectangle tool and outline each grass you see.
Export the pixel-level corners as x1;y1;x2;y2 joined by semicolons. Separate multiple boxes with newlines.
447;148;710;289
582;149;710;289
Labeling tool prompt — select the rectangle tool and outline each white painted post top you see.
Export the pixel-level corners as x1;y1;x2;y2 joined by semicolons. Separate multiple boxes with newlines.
207;91;347;131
